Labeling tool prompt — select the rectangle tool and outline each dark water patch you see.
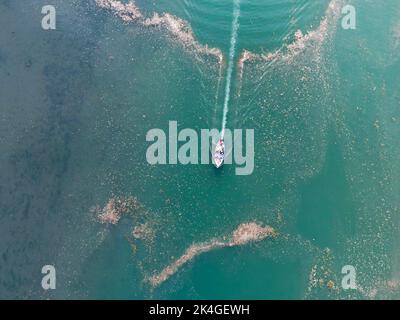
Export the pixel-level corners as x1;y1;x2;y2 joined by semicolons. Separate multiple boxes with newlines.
297;136;356;250
0;1;104;299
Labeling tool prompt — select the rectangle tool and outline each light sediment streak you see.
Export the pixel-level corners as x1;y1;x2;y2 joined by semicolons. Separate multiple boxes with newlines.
221;0;240;138
147;223;276;287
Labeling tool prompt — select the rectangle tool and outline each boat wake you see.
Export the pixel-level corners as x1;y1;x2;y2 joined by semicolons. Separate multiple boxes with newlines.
96;0;224;65
147;222;276;287
237;0;344;83
220;0;241;139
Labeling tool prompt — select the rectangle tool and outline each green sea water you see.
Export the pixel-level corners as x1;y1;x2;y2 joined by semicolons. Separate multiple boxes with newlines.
0;0;399;299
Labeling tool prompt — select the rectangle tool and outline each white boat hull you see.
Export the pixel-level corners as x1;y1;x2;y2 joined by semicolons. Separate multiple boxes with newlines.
213;139;225;168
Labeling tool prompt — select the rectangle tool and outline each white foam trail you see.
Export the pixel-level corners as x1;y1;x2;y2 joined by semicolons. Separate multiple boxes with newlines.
213;63;224;123
221;0;241;139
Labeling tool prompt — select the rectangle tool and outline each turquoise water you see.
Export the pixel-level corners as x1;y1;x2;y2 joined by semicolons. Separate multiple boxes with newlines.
0;0;399;299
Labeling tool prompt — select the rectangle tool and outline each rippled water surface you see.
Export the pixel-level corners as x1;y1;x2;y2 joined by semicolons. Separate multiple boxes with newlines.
0;0;399;299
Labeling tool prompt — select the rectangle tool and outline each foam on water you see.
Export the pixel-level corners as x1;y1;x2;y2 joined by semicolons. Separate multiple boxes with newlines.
96;0;142;21
220;0;240;138
237;0;343;77
91;0;400;299
94;196;141;225
147;222;276;287
96;0;224;64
